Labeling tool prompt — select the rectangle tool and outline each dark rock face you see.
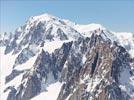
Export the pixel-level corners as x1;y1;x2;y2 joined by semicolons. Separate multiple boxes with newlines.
98;83;128;100
45;26;53;40
6;70;25;83
9;41;73;100
58;37;90;100
55;41;73;72
14;46;36;67
16;74;41;100
57;28;68;40
5;39;17;54
2;14;134;100
57;34;134;100
7;87;17;100
91;52;99;76
3;31;134;100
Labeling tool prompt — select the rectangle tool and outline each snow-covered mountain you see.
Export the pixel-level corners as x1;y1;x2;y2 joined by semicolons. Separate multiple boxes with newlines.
0;13;134;100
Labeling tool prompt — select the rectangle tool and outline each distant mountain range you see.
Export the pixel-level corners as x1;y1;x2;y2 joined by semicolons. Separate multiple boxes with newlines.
0;13;134;100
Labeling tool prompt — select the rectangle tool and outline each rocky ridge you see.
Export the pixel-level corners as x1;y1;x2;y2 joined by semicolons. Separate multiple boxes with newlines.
0;13;134;100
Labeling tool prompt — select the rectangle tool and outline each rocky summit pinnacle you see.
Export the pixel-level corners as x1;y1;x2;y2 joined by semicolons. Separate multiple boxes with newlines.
0;13;134;100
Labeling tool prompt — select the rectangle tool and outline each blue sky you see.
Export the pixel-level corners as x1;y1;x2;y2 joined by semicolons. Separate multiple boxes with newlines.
0;0;134;33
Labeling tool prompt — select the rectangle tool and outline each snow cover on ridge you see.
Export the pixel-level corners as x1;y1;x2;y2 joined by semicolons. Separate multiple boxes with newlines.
28;13;60;22
14;13;81;47
31;82;63;100
1;13;134;100
112;32;134;57
13;54;38;71
0;47;21;100
42;40;72;53
14;13;134;58
74;23;105;33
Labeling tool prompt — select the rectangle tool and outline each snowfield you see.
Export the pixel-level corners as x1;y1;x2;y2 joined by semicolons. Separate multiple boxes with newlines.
0;47;19;99
0;13;134;100
31;82;63;100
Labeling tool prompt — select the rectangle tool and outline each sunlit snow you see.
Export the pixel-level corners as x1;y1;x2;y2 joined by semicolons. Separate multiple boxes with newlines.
31;82;63;100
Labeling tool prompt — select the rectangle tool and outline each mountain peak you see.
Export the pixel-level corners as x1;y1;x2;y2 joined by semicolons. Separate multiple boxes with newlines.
28;13;60;23
1;13;134;100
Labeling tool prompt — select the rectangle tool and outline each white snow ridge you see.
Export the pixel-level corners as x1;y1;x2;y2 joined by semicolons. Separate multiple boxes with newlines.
0;13;134;100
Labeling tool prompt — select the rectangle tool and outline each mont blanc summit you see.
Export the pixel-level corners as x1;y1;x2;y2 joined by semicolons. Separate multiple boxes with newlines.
0;13;134;100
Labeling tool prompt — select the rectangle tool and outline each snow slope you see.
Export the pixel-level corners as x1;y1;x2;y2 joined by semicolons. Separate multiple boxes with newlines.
31;82;63;100
74;23;105;33
0;47;19;99
112;32;134;57
42;40;72;53
0;13;134;100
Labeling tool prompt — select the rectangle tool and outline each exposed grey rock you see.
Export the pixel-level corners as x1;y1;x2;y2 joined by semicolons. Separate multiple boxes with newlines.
14;47;36;66
11;41;73;100
6;86;17;100
56;28;68;40
2;14;134;100
6;69;25;83
57;33;134;100
5;39;17;54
